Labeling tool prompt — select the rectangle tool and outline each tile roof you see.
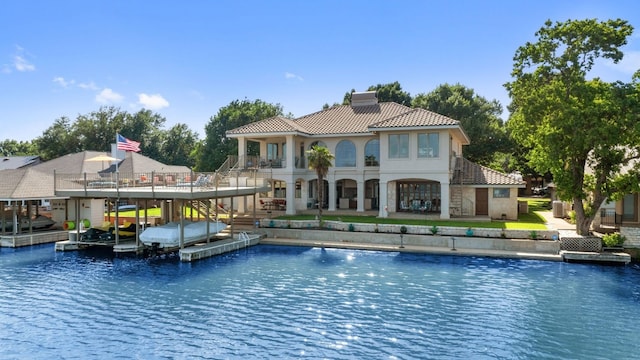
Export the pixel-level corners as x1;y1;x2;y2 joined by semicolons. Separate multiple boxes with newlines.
294;103;411;135
369;108;460;129
226;116;308;135
227;103;418;137
452;158;526;186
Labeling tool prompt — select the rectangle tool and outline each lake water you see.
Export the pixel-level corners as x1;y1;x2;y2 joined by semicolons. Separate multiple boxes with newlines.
1;244;639;359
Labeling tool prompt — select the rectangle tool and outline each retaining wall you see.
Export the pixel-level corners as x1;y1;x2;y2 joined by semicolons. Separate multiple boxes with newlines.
259;228;560;254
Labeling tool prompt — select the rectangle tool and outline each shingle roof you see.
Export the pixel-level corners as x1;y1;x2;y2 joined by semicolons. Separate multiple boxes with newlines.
0;168;55;199
0;151;191;200
0;155;41;170
452;158;526;186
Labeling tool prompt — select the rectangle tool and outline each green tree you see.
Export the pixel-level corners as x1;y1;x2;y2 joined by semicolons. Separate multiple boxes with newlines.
198;99;283;171
74;106;128;151
306;145;334;222
413;83;507;165
505;18;638;235
161;123;200;167
0;139;36;156
342;81;412;105
123;109;167;160
34;117;80;160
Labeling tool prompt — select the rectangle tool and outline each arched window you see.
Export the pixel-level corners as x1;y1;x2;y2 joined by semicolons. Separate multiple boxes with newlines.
335;140;356;167
364;139;380;166
309;140;327;150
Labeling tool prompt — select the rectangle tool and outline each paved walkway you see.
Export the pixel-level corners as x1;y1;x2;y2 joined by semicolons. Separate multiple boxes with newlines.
538;210;575;231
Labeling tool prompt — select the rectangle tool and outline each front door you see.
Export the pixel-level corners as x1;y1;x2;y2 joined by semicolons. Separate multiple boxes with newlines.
476;188;488;216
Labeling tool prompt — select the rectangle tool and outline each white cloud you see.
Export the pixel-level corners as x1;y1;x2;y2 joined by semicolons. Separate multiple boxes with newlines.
96;88;124;103
3;46;35;73
78;81;99;90
138;93;169;109
14;55;35;72
53;76;75;88
285;72;304;81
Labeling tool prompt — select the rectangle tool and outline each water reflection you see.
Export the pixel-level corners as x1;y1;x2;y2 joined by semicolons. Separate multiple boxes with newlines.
1;244;639;359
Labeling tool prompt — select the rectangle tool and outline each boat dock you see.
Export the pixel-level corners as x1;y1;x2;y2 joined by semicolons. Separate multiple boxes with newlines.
179;232;262;262
560;250;631;264
2;230;69;248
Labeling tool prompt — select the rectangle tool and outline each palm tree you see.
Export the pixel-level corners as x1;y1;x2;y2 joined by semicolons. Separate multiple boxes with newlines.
306;145;334;222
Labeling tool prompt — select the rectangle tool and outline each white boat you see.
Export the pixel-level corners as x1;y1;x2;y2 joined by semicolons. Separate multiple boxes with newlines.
139;220;227;248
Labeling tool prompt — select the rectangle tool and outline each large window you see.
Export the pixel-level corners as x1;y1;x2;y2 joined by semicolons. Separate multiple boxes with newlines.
267;143;278;160
389;134;409;159
418;133;439;158
335;140;356;167
365;139;380;166
397;181;441;212
623;194;637;221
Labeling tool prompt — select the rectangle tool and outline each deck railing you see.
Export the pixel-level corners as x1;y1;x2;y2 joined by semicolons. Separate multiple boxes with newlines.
54;170;270;192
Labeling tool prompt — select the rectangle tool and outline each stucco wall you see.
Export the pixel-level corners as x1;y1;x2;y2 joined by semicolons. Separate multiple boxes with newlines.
489;188;519;220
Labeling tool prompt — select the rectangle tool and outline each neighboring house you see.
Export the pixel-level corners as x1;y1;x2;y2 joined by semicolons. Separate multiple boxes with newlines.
226;91;524;219
1;150;191;233
595;195;640;248
0;155;41;170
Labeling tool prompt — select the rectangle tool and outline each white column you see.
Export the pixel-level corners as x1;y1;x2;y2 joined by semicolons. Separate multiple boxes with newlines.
237;137;246;163
356;180;365;212
286;180;296;215
286;135;295;170
328;179;336;211
440;182;451;219
378;181;388;218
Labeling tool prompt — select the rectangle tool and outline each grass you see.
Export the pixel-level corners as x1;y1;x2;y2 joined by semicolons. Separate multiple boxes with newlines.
276;197;551;230
107;198;552;231
107;207;232;220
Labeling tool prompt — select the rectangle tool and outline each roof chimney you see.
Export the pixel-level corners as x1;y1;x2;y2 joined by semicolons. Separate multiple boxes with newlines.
351;91;378;107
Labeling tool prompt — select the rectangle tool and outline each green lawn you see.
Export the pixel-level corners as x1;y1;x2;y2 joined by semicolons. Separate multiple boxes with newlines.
108;198;551;230
276;197;550;230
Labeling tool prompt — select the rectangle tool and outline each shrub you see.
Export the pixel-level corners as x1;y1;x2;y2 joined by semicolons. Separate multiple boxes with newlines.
430;225;438;235
568;210;576;224
602;233;626;247
348;223;355;232
529;230;538;240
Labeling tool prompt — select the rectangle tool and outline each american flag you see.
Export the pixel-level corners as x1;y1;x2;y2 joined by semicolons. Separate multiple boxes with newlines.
117;134;141;152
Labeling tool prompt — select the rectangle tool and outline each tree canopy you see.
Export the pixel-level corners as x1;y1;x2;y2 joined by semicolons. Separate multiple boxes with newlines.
505;18;638;234
30;106;199;167
412;83;508;165
342;81;412;106
198;99;283;171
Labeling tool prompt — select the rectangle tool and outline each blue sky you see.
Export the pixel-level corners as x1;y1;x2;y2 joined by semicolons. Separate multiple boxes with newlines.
2;0;639;142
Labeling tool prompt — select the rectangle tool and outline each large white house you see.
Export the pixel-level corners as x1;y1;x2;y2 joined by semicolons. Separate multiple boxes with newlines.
226;91;524;219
